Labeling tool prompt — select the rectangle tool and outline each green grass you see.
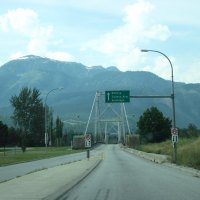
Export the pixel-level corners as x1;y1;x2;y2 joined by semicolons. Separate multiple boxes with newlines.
140;140;173;155
140;137;200;170
177;138;200;169
0;147;83;166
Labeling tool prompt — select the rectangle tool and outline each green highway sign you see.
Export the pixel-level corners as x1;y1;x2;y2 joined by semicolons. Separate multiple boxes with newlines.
105;90;130;103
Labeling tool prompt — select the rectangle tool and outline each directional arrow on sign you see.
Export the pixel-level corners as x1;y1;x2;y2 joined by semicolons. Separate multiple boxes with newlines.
107;92;110;101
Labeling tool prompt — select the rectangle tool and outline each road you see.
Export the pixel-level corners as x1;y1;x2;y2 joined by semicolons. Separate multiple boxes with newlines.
59;144;200;200
0;145;104;182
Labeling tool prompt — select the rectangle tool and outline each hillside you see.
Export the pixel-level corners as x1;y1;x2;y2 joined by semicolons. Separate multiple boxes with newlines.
0;55;200;128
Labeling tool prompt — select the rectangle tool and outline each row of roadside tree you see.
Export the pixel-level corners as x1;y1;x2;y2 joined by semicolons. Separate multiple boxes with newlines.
0;87;65;151
1;87;200;151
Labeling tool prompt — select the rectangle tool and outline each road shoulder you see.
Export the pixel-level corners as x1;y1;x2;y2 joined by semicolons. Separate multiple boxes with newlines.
0;155;102;200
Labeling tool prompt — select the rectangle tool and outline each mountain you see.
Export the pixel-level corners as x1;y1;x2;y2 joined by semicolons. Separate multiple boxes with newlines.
0;55;200;128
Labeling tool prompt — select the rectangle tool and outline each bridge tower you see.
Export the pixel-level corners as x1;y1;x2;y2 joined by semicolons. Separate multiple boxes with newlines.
84;91;131;144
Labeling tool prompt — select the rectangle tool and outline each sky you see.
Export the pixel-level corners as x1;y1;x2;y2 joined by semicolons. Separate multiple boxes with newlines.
0;0;200;83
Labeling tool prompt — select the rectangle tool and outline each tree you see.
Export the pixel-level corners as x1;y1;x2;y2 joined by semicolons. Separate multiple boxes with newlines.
179;123;200;138
46;107;54;146
0;121;8;155
137;107;171;143
66;129;75;146
7;127;21;146
55;116;64;146
187;123;199;137
10;87;44;150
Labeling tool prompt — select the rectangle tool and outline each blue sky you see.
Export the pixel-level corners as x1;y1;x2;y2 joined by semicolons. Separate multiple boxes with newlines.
0;0;200;83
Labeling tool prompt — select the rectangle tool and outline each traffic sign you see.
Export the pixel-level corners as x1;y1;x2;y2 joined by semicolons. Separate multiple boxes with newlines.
105;90;130;103
171;128;178;135
172;135;178;143
85;134;91;140
171;128;178;143
85;134;91;148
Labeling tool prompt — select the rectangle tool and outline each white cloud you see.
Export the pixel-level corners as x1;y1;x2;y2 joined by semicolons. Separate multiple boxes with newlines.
141;55;176;80
145;24;171;41
0;8;56;56
178;60;200;83
0;8;76;65
27;38;47;55
0;8;39;35
82;0;171;72
27;26;53;54
113;48;143;71
9;52;24;60
123;1;154;26
46;52;74;62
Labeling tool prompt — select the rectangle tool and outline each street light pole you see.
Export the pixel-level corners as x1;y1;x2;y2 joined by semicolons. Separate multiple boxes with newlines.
141;49;177;162
44;87;63;147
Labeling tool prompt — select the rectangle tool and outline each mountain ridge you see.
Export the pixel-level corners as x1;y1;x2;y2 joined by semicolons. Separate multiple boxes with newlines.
0;55;199;128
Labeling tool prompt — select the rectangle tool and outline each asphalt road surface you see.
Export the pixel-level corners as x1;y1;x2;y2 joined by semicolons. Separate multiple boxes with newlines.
59;144;200;200
0;145;104;182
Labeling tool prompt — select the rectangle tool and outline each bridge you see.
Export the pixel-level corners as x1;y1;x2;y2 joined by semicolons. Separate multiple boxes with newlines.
84;91;131;144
